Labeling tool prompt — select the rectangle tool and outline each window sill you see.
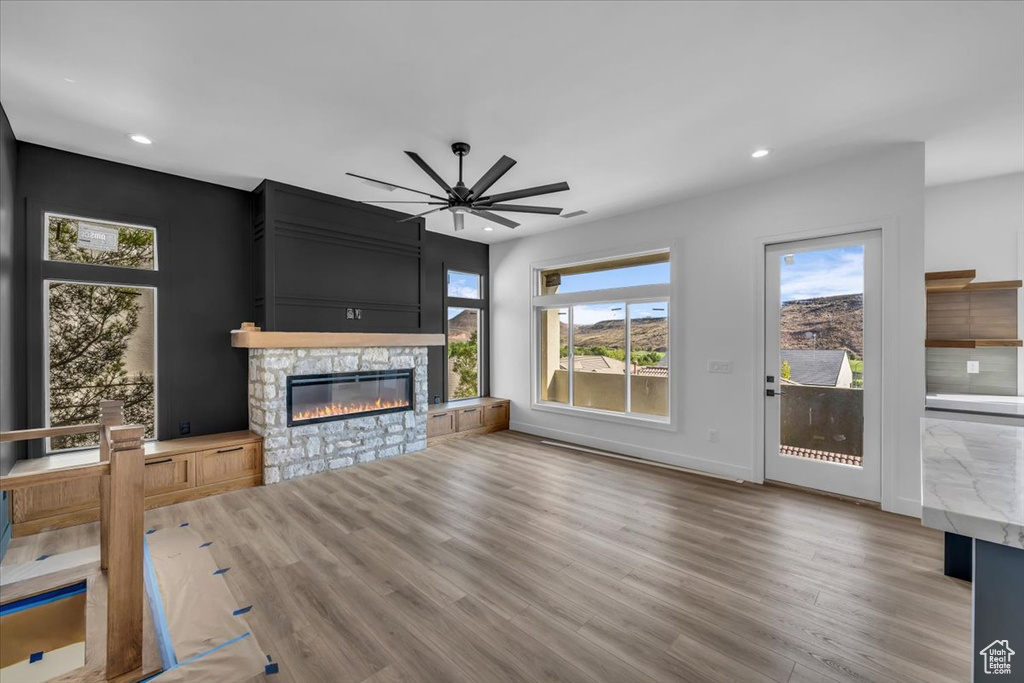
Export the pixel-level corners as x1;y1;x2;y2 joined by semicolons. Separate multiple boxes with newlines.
530;401;676;431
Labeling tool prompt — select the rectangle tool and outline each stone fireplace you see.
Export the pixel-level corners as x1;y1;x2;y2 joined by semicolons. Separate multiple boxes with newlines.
245;343;430;483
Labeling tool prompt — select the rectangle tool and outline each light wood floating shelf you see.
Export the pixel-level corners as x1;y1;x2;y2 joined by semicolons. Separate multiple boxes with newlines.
231;323;445;349
925;339;1023;348
925;269;976;290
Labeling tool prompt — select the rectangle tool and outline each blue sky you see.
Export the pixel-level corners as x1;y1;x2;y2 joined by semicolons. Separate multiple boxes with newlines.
557;262;670;294
780;246;864;302
447;271;481;299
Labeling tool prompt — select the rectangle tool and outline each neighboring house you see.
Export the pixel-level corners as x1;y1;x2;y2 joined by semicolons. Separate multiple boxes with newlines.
634;352;669;377
780;349;853;388
560;355;627;374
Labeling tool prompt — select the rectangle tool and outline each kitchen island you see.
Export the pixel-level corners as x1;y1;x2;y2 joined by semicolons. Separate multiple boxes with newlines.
922;417;1023;681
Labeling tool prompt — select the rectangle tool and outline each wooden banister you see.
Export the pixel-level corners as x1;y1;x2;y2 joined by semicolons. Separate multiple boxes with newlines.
0;422;101;443
0;400;145;680
105;424;146;679
99;400;124;572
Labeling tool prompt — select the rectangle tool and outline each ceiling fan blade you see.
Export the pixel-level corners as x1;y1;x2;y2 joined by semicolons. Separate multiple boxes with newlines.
405;152;455;195
468;155;517;199
469;208;519;229
360;200;447;205
476;181;570;205
346;172;446;201
398;207;446;223
476;203;563;215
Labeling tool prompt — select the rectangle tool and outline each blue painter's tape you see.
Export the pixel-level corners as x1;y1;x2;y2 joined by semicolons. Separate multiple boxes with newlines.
199;541;213;548
232;605;252;616
35;554;49;561
179;522;189;527
139;631;252;682
265;662;279;675
213;567;230;575
30;651;43;663
0;580;86;617
143;537;177;668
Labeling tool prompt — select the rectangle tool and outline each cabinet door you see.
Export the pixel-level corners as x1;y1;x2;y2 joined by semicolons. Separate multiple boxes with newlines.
457;407;484;431
197;442;261;486
427;411;456;438
12;476;101;523
484;402;509;427
145;453;196;496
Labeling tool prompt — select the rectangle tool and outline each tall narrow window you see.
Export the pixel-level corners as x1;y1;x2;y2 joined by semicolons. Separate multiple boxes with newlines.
534;250;670;422
43;213;158;451
445;268;486;402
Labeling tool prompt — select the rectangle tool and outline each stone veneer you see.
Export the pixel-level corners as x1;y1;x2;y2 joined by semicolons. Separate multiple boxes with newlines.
248;346;428;483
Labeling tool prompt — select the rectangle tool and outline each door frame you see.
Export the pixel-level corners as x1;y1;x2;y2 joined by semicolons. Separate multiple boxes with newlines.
751;217;902;513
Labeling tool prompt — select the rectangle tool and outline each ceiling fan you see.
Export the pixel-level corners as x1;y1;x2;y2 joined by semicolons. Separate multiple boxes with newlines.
347;142;570;231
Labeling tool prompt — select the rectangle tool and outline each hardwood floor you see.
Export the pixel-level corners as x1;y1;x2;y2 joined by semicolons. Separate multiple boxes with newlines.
3;430;971;683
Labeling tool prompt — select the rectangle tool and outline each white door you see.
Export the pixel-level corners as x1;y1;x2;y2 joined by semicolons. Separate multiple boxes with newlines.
764;231;882;502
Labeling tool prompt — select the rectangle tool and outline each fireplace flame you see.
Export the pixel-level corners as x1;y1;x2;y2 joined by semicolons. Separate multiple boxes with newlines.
292;397;410;423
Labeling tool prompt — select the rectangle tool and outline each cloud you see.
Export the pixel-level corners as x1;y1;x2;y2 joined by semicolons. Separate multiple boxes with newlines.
780;248;864;302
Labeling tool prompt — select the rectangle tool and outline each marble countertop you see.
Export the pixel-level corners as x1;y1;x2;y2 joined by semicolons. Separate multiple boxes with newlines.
921;417;1024;549
925;393;1024;418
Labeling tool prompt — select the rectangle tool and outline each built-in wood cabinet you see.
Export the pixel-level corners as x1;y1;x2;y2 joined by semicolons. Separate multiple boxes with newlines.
427;397;510;445
7;431;262;536
144;453;195;497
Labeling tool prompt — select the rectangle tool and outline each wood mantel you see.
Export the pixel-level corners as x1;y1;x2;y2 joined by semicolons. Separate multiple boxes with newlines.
231;323;445;349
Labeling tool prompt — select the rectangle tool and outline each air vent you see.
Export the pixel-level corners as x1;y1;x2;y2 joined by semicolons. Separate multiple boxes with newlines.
561;210;588;219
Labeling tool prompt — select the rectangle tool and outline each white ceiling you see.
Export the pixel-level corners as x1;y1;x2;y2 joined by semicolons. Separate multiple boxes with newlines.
1;1;1021;243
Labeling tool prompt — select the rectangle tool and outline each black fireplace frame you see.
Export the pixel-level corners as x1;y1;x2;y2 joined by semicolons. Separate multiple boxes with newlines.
286;369;415;427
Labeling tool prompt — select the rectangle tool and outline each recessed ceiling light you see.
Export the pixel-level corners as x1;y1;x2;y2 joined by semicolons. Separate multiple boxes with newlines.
483;226;494;232
129;134;153;145
751;148;771;159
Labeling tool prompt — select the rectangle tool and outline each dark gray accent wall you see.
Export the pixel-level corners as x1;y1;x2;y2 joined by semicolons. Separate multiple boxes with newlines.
424;231;489;402
15;143;253;442
252;180;427;333
0;103;20;476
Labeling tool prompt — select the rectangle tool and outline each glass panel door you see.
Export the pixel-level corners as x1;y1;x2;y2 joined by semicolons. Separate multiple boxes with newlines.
764;231;881;501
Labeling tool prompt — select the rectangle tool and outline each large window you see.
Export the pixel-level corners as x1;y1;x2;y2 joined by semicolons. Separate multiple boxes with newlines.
43;213;157;451
446;269;485;401
535;250;670;422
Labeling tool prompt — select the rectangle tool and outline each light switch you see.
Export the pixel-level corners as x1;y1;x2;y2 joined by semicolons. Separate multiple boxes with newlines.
967;360;980;374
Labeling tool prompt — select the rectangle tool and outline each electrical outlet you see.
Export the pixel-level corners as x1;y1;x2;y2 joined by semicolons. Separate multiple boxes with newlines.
708;428;719;443
707;360;732;374
346;308;355;320
178;421;191;436
355;308;362;320
967;360;980;374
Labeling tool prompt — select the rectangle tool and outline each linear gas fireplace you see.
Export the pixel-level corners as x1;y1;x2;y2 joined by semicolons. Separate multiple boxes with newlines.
286;369;414;427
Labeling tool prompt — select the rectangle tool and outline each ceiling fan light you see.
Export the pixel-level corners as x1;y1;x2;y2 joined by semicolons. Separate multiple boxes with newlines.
453;213;465;231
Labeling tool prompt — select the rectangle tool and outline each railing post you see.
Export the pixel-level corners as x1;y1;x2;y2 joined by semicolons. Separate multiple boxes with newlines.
105;424;144;680
98;400;124;572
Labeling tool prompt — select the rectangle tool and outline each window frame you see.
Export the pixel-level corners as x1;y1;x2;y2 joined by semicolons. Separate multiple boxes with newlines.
27;203;168;457
443;264;488;402
531;247;674;428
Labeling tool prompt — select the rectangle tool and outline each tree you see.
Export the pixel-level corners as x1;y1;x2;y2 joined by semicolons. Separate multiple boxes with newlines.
448;331;479;399
47;217;155;449
781;360;792;380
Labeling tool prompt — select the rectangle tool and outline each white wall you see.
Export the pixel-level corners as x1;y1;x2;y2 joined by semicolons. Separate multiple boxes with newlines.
491;144;925;517
925;172;1024;281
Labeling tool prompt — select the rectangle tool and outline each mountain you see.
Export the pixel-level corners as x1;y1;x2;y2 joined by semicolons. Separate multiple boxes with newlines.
780;293;863;358
447;309;480;341
572;318;668;352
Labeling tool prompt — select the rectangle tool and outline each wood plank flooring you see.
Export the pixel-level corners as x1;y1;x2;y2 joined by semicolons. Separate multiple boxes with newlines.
2;430;971;683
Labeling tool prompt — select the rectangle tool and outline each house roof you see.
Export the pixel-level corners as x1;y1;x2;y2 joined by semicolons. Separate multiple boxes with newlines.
780;349;849;386
559;355;626;374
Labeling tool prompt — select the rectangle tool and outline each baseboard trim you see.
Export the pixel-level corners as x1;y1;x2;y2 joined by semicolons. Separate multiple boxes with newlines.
512;421;754;481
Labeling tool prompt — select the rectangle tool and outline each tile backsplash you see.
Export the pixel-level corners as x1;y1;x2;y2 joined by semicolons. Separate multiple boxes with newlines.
926;347;1018;396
